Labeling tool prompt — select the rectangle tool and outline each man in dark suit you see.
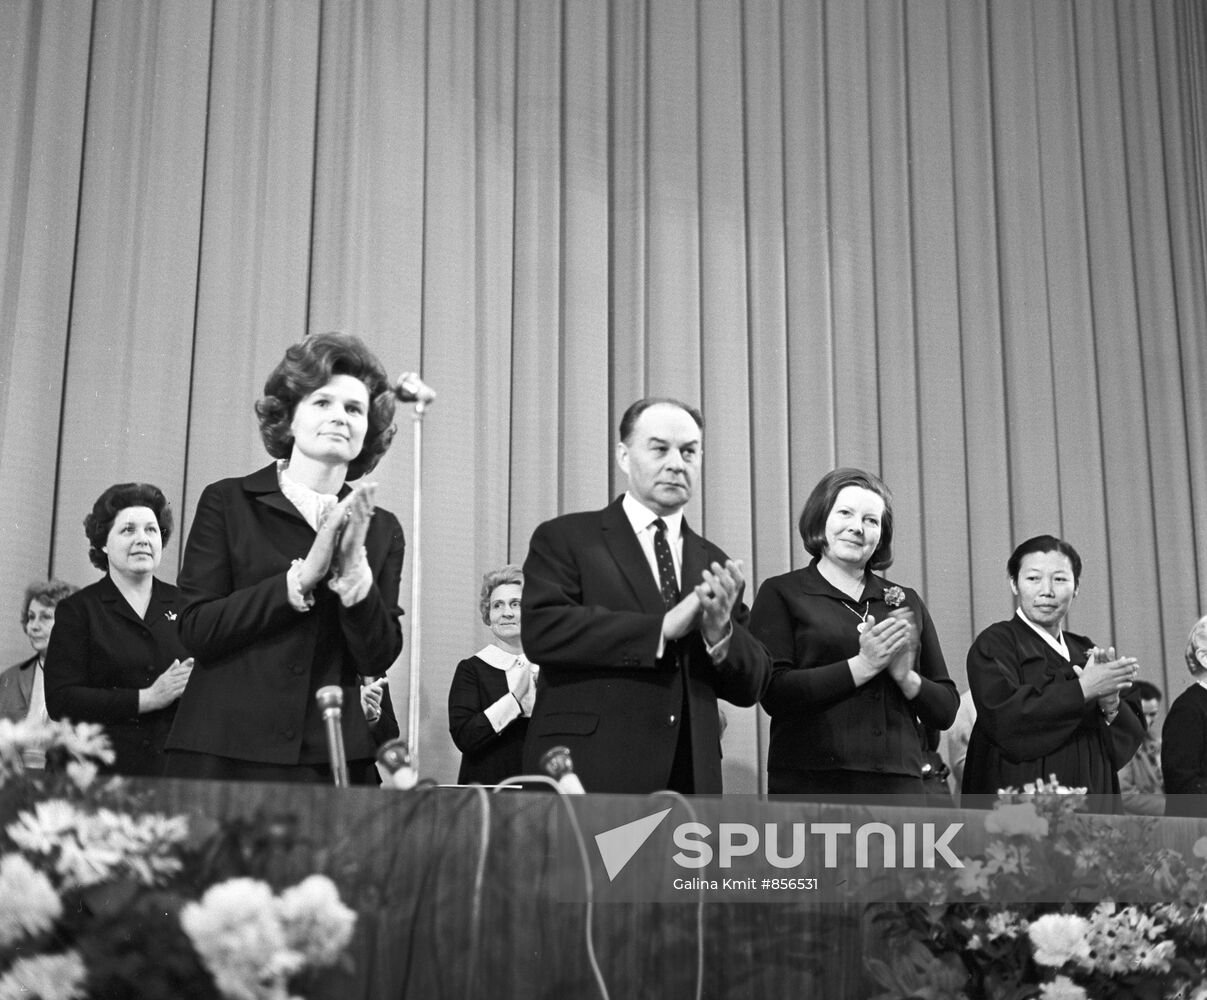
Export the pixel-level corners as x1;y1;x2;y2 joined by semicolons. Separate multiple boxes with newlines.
520;398;771;794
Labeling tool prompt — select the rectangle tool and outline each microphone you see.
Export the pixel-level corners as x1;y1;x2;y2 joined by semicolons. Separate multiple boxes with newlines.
315;686;349;788
540;745;586;795
393;372;437;410
376;738;419;790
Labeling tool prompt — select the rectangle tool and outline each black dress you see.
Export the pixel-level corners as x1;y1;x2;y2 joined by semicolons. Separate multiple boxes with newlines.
447;645;531;784
962;614;1144;811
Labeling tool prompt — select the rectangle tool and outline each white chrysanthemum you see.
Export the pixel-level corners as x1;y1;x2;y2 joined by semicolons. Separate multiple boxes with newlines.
0;854;61;946
954;858;991;897
0;950;87;1000
984;802;1049;838
277;875;356;967
54;720;114;766
181;877;301;1000
986;909;1026;941
1037;974;1087;1000
7;800;81;854
1029;914;1091;967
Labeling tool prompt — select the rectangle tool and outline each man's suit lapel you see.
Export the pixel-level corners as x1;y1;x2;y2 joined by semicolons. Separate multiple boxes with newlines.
601;498;664;611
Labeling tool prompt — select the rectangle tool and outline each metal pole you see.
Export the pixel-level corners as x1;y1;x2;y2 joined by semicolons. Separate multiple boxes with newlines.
406;400;428;769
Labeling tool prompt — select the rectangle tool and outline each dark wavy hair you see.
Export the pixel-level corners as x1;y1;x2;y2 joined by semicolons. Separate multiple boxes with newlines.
478;564;524;625
254;332;398;481
84;483;173;571
798;467;895;571
1006;535;1083;586
618;397;704;444
20;579;77;624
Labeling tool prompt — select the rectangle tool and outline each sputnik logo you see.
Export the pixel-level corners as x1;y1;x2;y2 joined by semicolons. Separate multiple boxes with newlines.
594;807;673;880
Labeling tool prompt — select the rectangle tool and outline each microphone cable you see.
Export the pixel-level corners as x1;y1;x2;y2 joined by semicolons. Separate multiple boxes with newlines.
650;789;705;1000
493;775;611;1000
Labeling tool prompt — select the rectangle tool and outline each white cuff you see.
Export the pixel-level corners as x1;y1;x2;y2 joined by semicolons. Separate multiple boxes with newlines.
484;691;522;733
287;560;315;613
329;548;373;607
704;622;733;663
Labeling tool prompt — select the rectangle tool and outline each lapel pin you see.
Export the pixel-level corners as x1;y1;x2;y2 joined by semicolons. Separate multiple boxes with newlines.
165;610;178;621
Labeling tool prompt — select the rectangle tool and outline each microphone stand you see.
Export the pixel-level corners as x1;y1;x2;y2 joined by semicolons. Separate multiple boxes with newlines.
405;393;430;771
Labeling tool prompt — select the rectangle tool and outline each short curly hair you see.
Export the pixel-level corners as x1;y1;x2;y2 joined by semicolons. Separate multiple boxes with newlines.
84;483;174;571
798;467;895;571
478;565;524;625
20;580;77;625
254;332;398;481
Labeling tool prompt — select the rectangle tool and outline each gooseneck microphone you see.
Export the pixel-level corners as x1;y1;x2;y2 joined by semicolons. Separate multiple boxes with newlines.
540;745;586;794
393;372;437;411
376;738;419;790
316;686;349;788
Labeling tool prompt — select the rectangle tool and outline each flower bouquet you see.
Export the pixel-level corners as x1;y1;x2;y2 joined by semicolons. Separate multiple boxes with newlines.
0;717;356;1000
865;777;1207;999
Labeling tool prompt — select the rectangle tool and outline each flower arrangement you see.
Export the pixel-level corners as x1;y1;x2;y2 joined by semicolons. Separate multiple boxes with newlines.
866;777;1207;999
0;717;356;1000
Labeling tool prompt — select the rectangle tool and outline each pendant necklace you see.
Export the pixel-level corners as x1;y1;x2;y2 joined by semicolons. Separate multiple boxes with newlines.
842;599;871;633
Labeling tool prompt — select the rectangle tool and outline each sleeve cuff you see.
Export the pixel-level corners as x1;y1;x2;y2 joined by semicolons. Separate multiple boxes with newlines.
329;549;373;607
287;560;315;613
484;692;522;733
704;622;733;663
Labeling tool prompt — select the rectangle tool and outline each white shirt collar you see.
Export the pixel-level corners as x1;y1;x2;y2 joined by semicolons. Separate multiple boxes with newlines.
277;460;339;531
1016;607;1070;661
621;491;684;542
1196;676;1207;692
476;643;526;670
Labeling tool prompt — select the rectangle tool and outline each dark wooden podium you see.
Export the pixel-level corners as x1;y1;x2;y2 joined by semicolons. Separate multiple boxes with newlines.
142;780;1207;999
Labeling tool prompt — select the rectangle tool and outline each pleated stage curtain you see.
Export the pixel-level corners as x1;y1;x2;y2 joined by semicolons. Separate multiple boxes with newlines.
1;0;1206;791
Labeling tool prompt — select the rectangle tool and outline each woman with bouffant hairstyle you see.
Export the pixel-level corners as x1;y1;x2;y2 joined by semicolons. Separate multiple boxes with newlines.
166;332;406;783
45;482;194;776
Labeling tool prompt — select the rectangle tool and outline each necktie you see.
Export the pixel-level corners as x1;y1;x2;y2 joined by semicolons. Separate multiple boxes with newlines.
653;518;681;608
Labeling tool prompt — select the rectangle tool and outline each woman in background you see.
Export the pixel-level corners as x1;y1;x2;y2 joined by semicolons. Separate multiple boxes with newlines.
0;580;78;767
962;535;1144;811
751;467;958;799
1162;615;1207;817
45;484;193;776
166;332;405;783
448;565;538;784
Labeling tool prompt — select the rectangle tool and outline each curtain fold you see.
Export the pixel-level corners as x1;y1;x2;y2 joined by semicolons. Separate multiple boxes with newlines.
2;0;1206;790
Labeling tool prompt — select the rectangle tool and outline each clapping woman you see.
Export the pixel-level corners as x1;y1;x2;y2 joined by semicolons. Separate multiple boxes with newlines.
45;484;194;776
751;468;958;798
165;333;405;783
448;565;538;784
961;535;1145;811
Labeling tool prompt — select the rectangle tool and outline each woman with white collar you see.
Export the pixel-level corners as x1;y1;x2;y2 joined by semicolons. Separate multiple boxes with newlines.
962;534;1145;811
448;565;538;784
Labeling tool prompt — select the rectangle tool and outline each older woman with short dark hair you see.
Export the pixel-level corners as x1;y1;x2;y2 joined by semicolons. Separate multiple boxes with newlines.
165;332;405;783
45;483;194;775
962;534;1145;811
448;564;538;784
751;467;958;798
1161;614;1207;816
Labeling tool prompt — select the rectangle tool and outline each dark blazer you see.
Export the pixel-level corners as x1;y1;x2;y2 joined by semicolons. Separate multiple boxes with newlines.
1162;683;1207;816
962;615;1145;811
44;574;190;776
166;463;405;768
520;496;771;794
0;655;37;723
448;652;530;785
